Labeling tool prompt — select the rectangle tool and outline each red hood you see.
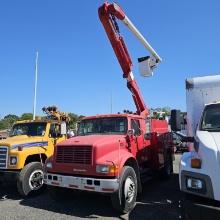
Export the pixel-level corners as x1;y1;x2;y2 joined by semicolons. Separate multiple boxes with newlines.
50;134;128;177
57;134;126;147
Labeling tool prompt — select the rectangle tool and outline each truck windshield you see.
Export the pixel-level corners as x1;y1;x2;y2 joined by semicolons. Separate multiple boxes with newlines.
201;104;220;131
9;122;47;137
78;117;127;136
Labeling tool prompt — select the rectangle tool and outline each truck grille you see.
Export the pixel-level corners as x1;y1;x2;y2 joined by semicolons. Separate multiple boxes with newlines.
56;146;92;165
0;147;8;169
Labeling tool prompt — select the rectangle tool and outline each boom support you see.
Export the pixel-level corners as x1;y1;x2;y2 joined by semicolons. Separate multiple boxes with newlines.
42;106;70;123
98;2;161;117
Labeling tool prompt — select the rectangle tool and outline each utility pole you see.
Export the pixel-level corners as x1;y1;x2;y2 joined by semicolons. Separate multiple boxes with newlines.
33;51;38;120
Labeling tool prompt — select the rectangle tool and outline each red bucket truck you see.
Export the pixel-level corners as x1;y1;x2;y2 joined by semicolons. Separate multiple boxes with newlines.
44;2;174;213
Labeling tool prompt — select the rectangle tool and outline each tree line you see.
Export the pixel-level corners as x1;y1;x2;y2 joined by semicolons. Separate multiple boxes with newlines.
0;107;172;130
0;113;83;130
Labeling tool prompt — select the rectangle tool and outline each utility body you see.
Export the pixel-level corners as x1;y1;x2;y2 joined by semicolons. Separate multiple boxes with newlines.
44;2;174;213
171;75;220;201
0;106;69;196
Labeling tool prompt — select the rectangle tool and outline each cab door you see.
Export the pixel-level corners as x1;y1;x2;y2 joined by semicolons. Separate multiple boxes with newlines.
48;123;66;156
129;119;144;156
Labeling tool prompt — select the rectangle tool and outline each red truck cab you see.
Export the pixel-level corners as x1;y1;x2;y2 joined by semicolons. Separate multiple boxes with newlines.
44;113;173;213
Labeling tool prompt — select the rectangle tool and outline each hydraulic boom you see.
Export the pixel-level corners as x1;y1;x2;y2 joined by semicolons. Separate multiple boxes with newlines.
98;2;161;117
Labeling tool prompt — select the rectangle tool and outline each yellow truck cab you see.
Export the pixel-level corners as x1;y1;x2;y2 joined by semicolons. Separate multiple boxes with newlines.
0;106;69;196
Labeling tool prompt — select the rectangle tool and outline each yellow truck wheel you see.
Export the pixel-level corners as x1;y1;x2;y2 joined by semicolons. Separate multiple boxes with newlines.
17;162;46;197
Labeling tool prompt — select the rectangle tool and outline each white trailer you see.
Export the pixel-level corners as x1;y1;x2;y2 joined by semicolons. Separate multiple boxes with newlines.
172;75;220;201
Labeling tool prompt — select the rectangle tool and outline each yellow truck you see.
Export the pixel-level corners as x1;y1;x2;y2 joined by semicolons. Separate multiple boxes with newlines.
0;106;70;196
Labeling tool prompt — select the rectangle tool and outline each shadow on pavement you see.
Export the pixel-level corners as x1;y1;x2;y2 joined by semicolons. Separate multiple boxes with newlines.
2;173;220;220
16;174;183;219
129;174;185;220
183;194;220;220
0;174;184;219
0;180;126;219
0;182;21;201
20;190;126;219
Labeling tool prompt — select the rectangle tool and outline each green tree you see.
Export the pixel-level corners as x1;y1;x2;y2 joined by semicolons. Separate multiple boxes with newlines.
4;114;19;120
0;120;8;129
4;114;19;127
20;113;33;120
161;107;171;116
68;113;84;130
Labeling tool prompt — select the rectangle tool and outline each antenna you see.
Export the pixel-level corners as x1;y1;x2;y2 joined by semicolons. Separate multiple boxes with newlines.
33;51;38;120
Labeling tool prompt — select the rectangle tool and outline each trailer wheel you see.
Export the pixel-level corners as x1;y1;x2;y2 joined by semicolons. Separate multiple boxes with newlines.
17;162;45;197
161;153;173;179
111;166;137;214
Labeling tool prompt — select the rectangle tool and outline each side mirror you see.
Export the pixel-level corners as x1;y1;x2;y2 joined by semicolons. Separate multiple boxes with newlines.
50;131;58;138
144;133;151;140
61;122;67;135
170;110;181;131
67;129;75;138
127;129;135;136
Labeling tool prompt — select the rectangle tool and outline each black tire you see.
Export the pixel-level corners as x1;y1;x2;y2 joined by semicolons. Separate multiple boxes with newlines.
160;152;173;179
111;166;137;214
17;162;46;197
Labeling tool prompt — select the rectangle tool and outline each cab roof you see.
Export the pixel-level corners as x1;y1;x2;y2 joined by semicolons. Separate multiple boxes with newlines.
82;113;144;120
15;119;61;124
205;101;220;106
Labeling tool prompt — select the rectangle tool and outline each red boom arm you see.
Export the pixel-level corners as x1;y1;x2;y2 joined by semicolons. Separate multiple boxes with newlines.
98;2;149;117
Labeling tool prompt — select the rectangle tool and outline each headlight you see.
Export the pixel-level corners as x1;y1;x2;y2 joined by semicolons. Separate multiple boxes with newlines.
46;162;53;169
96;164;118;174
186;177;204;190
10;156;17;165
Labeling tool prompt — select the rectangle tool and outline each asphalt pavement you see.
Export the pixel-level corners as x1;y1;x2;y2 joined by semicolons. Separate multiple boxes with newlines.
0;155;219;220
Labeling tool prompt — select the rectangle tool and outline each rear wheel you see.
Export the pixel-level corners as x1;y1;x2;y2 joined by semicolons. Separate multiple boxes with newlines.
111;166;137;214
17;162;46;197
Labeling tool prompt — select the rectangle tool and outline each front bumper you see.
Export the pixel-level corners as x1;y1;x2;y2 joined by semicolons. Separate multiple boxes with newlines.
44;173;119;193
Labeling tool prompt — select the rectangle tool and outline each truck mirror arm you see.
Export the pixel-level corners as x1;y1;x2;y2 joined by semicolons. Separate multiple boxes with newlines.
173;131;194;143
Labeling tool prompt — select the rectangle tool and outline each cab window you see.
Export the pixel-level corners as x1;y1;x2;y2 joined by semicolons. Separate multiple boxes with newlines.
10;122;46;137
49;123;61;138
131;119;141;136
145;118;151;133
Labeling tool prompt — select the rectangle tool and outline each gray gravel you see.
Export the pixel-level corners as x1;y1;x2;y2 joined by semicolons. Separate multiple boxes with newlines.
0;155;186;220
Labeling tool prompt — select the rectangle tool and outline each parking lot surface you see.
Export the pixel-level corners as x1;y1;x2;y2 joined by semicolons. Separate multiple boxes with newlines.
0;155;219;220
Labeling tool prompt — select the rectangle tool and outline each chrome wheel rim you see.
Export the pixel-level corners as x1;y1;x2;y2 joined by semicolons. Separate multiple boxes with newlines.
29;169;44;191
124;176;135;203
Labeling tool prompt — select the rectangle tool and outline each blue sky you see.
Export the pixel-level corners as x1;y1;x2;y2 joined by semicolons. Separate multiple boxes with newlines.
0;0;220;118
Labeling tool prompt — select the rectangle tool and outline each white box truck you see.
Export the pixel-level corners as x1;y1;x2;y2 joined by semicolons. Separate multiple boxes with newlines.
171;74;220;201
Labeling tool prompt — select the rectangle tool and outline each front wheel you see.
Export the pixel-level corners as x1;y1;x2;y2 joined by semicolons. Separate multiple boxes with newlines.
111;166;137;214
17;162;45;197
